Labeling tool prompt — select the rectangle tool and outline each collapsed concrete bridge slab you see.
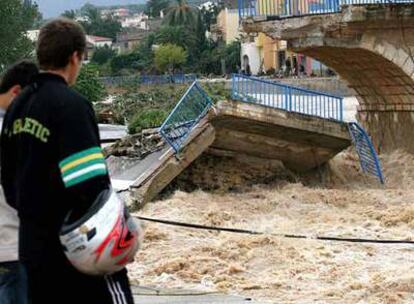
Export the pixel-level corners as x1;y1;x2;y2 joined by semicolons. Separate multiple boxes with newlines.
126;99;351;207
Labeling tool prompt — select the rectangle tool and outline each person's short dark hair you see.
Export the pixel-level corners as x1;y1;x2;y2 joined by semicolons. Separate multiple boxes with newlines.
37;18;86;70
0;61;39;94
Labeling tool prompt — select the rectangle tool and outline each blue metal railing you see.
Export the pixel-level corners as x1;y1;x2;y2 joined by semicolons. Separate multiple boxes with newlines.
159;82;212;152
238;0;414;19
232;74;343;120
99;74;197;87
141;74;197;85
348;122;384;184
100;75;139;86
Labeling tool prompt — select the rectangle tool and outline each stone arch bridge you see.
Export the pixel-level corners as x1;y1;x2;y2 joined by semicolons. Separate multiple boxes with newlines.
243;4;414;153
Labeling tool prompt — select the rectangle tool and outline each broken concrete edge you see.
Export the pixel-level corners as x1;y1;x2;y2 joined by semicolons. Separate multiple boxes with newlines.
129;120;216;210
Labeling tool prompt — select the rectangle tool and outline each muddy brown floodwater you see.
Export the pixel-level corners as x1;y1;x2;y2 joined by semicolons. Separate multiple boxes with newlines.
128;150;414;303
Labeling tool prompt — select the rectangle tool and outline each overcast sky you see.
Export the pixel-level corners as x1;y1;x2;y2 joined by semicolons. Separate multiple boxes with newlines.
36;0;145;18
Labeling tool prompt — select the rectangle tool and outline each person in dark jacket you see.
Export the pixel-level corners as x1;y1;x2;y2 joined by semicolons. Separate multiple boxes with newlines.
1;18;135;304
0;61;39;304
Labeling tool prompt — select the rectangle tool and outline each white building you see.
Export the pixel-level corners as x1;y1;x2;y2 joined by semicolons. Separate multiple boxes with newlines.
121;14;149;29
75;16;89;23
84;36;113;62
241;41;262;75
86;35;113;48
26;30;40;42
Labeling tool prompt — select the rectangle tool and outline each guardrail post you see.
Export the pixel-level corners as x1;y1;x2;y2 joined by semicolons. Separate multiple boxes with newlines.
231;73;234;99
339;97;343;121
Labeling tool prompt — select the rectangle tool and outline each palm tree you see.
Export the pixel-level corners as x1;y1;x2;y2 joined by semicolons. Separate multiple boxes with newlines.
155;26;196;49
163;0;197;28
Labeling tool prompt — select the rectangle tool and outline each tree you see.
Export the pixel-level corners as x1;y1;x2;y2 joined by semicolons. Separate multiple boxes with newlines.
200;3;220;31
195;40;241;76
224;40;241;73
73;64;106;103
62;10;76;19
197;42;222;75
0;0;39;71
164;0;197;27
110;52;141;73
155;26;195;50
110;33;158;74
91;46;117;65
146;0;170;18
154;44;187;73
133;34;156;71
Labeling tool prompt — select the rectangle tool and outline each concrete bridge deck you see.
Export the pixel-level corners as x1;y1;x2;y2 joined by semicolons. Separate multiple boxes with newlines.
114;99;351;208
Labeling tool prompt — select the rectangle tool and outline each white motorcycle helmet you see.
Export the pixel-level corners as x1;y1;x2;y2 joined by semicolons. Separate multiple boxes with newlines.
60;188;143;276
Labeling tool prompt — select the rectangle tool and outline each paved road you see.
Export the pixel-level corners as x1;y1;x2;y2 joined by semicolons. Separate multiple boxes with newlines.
109;147;171;192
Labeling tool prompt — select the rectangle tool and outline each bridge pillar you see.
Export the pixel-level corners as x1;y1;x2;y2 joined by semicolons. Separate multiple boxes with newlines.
357;104;414;153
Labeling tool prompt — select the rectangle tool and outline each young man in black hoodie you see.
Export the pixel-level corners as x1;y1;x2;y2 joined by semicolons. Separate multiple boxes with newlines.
1;18;135;304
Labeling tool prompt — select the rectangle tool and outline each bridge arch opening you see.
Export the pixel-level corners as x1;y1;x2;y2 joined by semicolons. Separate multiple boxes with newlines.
292;45;414;153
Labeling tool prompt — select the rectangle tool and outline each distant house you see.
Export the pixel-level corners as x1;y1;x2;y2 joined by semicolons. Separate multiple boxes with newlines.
114;8;130;18
101;8;131;19
84;35;113;61
114;31;147;54
241;33;328;76
148;18;163;32
87;35;113;48
115;18;163;54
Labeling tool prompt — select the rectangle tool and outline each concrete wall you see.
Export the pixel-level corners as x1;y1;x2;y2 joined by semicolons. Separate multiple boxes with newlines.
261;34;278;72
217;8;241;45
278;77;355;97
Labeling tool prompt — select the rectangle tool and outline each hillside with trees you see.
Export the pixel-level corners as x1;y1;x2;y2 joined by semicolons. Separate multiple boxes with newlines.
0;0;40;71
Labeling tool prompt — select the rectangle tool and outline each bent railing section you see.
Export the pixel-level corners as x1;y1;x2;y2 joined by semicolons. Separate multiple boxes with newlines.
348;122;385;184
232;74;343;121
160;82;212;153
